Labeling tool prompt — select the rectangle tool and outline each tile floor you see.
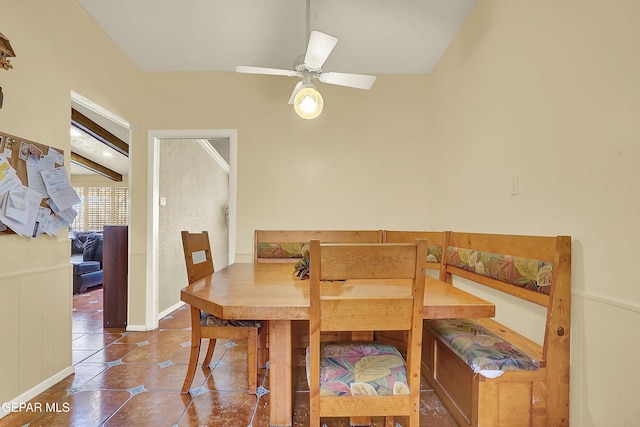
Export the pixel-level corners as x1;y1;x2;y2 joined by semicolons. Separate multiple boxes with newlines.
0;287;458;427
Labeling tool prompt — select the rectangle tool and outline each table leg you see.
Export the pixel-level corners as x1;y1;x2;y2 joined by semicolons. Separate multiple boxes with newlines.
269;320;293;427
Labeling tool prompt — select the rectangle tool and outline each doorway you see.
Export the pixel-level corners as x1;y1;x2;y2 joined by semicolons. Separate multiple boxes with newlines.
69;92;131;335
147;130;237;329
157;138;230;317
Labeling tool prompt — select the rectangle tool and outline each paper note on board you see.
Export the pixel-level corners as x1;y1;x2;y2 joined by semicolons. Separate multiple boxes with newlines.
4;187;29;223
0;185;43;236
46;148;64;165
27;155;55;199
40;166;80;212
0;154;21;195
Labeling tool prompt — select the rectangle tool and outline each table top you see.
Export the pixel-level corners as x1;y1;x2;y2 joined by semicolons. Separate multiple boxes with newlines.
181;263;495;321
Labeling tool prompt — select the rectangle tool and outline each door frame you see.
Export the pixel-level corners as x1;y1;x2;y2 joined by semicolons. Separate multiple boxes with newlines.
146;129;237;330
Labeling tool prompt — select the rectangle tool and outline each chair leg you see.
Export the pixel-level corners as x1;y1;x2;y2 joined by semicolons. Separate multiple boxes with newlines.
258;321;268;368
384;416;395;427
202;339;216;366
181;306;202;394
247;328;258;394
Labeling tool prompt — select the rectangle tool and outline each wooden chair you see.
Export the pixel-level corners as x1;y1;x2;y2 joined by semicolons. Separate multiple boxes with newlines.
180;230;265;395
307;239;428;427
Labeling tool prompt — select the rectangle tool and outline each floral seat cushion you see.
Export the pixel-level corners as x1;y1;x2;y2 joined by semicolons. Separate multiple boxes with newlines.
305;342;410;397
426;318;539;378
201;311;261;328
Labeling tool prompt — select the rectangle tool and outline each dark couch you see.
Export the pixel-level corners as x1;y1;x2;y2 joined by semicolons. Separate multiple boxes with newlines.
70;231;104;293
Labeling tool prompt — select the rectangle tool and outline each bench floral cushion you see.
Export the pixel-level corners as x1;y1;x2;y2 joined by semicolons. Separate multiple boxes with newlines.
305;342;410;397
426;245;443;263
446;246;554;294
256;242;306;259
426;318;539;378
201;312;261;328
259;241;444;262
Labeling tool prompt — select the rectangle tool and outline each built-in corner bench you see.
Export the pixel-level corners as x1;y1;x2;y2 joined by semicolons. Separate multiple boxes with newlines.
422;232;571;427
253;228;571;426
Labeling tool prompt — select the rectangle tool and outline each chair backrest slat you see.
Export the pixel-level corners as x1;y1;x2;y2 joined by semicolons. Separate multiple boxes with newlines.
320;298;413;331
319;243;420;281
181;230;215;284
310;240;428;331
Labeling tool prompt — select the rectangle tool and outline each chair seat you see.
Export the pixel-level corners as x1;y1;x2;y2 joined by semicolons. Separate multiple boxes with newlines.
306;342;409;397
426;318;540;375
201;312;261;328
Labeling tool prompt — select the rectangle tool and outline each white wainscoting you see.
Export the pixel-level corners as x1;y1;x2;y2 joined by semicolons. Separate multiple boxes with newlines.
0;264;73;414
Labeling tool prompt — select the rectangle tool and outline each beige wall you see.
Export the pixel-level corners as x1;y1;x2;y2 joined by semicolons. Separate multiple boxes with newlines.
1;0;638;424
426;1;640;426
121;68;432;329
0;0;143;410
0;0;429;410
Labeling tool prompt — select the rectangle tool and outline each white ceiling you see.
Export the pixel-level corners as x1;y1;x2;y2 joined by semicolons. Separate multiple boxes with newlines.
71;0;476;178
78;0;476;75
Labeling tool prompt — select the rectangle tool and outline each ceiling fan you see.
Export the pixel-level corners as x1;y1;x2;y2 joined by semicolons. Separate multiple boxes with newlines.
235;30;376;119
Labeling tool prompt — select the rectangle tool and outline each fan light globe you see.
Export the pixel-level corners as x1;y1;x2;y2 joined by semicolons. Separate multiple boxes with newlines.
294;86;323;119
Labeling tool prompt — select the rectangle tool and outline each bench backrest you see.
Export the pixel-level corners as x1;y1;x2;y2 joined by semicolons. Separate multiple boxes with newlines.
443;231;572;363
254;229;383;263
383;230;448;277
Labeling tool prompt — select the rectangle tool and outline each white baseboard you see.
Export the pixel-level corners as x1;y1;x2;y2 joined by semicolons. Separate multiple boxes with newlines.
158;301;185;320
125;301;186;332
0;366;75;419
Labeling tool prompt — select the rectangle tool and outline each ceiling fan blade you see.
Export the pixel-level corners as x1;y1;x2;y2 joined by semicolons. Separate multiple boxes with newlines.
288;81;303;104
319;72;377;90
235;65;298;77
304;31;338;70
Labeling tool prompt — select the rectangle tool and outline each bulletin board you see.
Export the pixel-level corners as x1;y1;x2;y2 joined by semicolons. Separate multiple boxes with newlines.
0;131;68;236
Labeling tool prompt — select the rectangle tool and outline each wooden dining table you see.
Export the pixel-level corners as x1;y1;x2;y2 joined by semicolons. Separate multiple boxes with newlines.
181;262;495;427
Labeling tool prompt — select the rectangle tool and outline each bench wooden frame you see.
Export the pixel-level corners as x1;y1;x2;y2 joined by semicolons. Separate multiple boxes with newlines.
383;230;449;278
421;232;571;427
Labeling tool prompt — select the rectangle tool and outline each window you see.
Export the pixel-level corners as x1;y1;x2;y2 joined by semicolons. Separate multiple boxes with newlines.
71;185;129;231
87;186;111;230
113;187;129;226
